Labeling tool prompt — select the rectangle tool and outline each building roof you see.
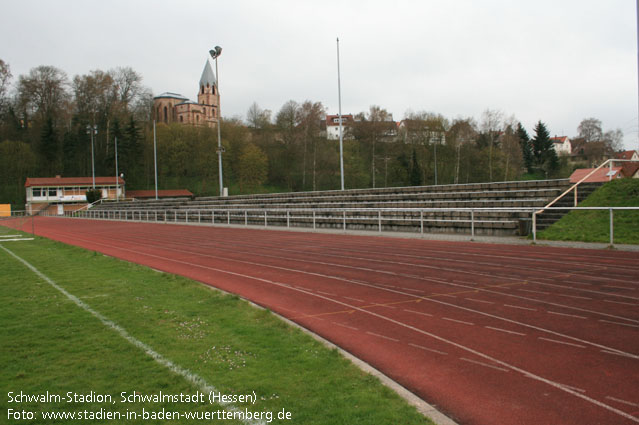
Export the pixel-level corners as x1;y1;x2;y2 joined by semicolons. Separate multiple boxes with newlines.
621;163;639;178
25;176;125;188
153;92;189;100
615;150;638;160
199;59;217;87
569;167;624;183
127;189;193;199
550;136;569;144
326;114;354;126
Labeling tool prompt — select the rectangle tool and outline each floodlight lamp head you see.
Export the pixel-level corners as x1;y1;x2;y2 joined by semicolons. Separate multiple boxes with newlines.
209;46;222;59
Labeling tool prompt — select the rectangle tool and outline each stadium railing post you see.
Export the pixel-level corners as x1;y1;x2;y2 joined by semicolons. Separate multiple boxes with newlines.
378;210;382;232
471;209;475;239
609;208;614;246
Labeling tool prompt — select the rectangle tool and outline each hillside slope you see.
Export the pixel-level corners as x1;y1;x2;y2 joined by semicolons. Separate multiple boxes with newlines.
538;179;639;244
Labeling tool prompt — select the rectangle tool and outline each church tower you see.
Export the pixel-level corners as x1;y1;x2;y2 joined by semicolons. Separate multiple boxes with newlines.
198;59;219;123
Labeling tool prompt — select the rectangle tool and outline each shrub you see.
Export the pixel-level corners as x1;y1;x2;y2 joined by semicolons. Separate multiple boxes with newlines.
85;189;102;204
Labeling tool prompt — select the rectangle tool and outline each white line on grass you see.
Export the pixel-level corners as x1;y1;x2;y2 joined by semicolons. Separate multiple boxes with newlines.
0;244;265;425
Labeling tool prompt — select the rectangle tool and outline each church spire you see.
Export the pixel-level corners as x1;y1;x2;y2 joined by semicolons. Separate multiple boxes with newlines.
199;59;216;88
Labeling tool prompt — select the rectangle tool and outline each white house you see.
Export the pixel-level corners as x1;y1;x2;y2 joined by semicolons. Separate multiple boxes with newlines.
550;136;572;155
325;114;354;140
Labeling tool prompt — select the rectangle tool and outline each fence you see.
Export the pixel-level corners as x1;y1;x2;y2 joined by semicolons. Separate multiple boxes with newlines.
59;206;639;246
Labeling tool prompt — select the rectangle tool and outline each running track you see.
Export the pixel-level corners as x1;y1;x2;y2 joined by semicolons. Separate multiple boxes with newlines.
6;217;639;425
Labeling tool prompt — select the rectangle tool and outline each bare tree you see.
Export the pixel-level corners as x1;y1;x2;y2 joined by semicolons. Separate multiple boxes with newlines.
246;102;272;129
577;118;603;143
447;118;478;184
480;109;503;182
17;65;70;123
298;100;325;190
0;59;11;116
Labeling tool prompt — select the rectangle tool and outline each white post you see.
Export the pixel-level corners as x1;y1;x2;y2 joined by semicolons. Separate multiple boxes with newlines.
153;120;158;200
337;37;345;191
610;208;614;246
115;136;119;201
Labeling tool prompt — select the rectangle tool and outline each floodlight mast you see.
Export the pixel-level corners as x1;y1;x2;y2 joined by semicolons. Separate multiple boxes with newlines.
209;46;224;196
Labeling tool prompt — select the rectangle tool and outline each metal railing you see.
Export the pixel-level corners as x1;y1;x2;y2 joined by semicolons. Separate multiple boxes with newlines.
59;206;639;245
539;158;638;211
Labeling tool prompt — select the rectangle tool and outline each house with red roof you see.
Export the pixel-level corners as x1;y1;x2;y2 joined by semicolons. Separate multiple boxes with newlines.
550;136;572;155
615;150;639;179
24;175;125;215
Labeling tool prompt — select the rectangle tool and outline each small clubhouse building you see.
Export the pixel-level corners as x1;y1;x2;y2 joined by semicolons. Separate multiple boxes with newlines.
25;176;125;215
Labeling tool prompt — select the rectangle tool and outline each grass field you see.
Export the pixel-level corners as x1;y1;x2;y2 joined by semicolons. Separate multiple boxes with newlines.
538;179;639;245
0;231;432;424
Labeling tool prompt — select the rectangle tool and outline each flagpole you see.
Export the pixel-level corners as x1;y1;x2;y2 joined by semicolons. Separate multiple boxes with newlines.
153;120;158;200
337;37;345;191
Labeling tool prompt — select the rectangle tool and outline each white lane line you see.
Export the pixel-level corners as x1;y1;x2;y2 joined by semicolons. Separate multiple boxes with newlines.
503;304;537;311
442;317;474;326
560;383;586;393
485;326;526;336
605;396;639;408
365;331;400;342
547;311;587;320
0;244;262;425
401;287;425;293
603;300;637;306
316;290;336;296
601;350;638;359
465;298;495;304
517;288;550;295
343;296;365;303
557;294;592;300
408;343;448;355
332;322;359;331
538;337;586;349
599;319;639;329
459;357;509;373
403;309;433;317
604;285;636;291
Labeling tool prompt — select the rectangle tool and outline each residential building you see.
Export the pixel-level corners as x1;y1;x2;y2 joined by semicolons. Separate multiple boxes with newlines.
615;150;639;178
24;176;125;215
325;114;355;140
550;136;572;155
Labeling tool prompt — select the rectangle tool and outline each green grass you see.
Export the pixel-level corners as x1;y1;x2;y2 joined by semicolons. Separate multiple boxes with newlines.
0;234;433;424
538;179;639;245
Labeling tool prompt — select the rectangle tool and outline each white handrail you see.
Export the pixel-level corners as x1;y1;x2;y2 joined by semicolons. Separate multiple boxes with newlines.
537;158;638;214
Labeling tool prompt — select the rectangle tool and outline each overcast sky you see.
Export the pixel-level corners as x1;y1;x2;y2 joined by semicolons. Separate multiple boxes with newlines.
2;0;638;150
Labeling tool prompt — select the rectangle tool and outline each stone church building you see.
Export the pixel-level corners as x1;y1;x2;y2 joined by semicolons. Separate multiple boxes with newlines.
153;58;219;128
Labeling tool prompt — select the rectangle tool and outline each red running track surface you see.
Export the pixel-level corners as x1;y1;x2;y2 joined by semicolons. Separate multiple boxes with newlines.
6;217;639;425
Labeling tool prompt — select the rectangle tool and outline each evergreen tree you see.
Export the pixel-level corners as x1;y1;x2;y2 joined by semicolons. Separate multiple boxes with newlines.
516;123;533;173
121;116;142;186
409;148;422;186
39;115;59;175
531;121;558;176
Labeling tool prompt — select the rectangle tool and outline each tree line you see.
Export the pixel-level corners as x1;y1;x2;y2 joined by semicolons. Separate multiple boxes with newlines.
0;59;625;207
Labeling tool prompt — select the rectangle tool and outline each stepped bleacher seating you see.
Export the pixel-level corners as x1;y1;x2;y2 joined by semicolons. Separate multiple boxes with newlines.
90;180;602;236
